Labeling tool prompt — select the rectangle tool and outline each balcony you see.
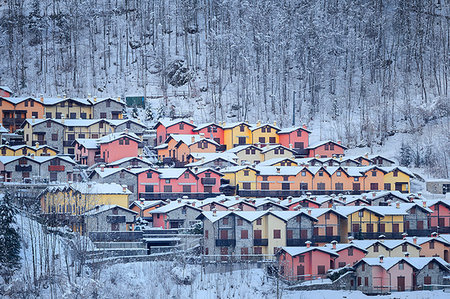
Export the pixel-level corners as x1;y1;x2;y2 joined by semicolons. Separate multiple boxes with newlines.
94;157;105;163
48;165;65;172
216;145;226;152
253;239;268;246
352;232;404;239
313;235;341;243
293;148;309;156
32;140;46;146
63;140;75;147
429;226;450;234
2;118;15;125
15;165;32;172
215;239;236;247
286;239;309;246
201;177;217;186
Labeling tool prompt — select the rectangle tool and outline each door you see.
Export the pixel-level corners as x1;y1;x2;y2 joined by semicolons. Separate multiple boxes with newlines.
352;224;360;233
417;221;423;230
220;230;228;240
254;230;262;239
297;265;304;280
353;183;360;191
444;250;449;262
393;224;399;233
366;223;374;233
405;221;410;231
439;218;445;227
379;223;385;232
287;230;293;239
397;276;405;291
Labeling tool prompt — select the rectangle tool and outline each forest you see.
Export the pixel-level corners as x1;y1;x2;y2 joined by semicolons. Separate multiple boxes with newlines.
0;0;449;176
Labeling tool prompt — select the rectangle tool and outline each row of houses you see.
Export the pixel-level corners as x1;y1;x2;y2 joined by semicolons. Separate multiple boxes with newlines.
0;95;126;132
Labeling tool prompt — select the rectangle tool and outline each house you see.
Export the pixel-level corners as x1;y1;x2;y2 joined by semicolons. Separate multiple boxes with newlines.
306;140;347;158
40;182;131;217
185;154;238;169
83;205;137;233
0;86;12;97
153;118;196;145
151;199;202;229
323;241;367;268
89;167;139;203
199;211;262;260
0;96;45;132
222;122;252;150
426;179;450;194
406;257;450;290
42;97;92;120
277;245;339;281
279;210;317;247
253;166;304;196
277;125;310;157
383;166;414;193
260;145;296;161
97;131;140;164
369;155;396;167
221;166;259;194
88;97;125;119
358;166;386;192
406;235;450;262
351;238;421;258
131;167;162;201
225;144;263;165
74;138;100;166
336;206;384;239
0;155;76;183
363;190;410;206
250;121;280;146
192;122;224;145
354;256;415;293
129;200;166;221
108;119;148;136
194;168;223;194
252;198;289;211
0;144;58;156
310;166;333;191
417;199;450;234
301;208;348;244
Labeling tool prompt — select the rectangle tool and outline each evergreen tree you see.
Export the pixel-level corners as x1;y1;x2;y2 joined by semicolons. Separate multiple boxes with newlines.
0;192;21;284
145;103;154;121
399;142;412;166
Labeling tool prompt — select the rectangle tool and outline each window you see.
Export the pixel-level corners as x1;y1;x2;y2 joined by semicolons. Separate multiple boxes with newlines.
32;112;38;118
25;100;28;107
243;170;249;176
182;207;187;214
100;112;107;118
358;211;364;217
60;102;65;107
335;183;343;190
424;276;431;285
393;170;398;177
184;172;189;179
254;247;262;254
357;277;362;286
259;137;265;144
319;171;323;177
245;149;250;155
261;183;269;190
164;185;172;192
325;144;329;150
372;171;377;177
241;230;248;239
106;100;111;107
330;144;334;150
362;263;365;271
317;265;325;275
52;134;58;141
261;127;266;133
298;255;304;262
336;171;341;177
274;230;281;239
429;241;435;249
46;112;52;118
205;230;208;239
56;112;62;119
120;172;125;179
297;130;302;137
384;183;391;190
269;137;276;143
348;247;354;256
68;126;74;131
370;183;378;190
280;148;284;154
69;113;76;119
301;171;306;176
325;213;330;220
80;113;87;119
67;134;75;140
22;148;27;155
125;139;130;145
99;122;104;128
399;262;404;270
373;244;379;252
317;183;325;190
126;122;131;129
144;184;154;193
1;148;5;155
147;172;152;178
338;262;346;268
428;263;434;269
364;277;368;286
237;219;243;226
68;148;74;154
256;218;262;225
354;177;359;181
240;125;245;132
182;185;191;193
179;123;184;130
402;244;408;252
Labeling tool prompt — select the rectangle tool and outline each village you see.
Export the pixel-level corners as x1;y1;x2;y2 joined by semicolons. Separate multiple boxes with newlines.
0;90;450;295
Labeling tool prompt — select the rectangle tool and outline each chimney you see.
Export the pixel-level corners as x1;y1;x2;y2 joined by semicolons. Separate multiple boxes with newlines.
379;255;384;263
337;140;342;145
372;192;376;198
364;153;369;158
413;236;417;245
348;236;354;243
40;95;44;102
117;96;121;102
273;121;277;127
307;209;311;215
315;154;320;159
182;195;189;199
256;120;261;127
305;241;311;248
331;240;337;250
32;117;35;123
323;165;327;169
276;167;281;173
122;185;127;193
431;232;438;238
95;205;100;211
404;252;410;258
417;192;422;197
402;233;408;240
199;133;205;139
192;202;195;207
93;96;97;102
235;195;240;200
422;200;427;208
219;121;223;126
100;164;105;172
396;201;400;209
191;136;195;143
379;235;385;242
124;128;129;134
302;123;307;130
289;144;293;150
35;142;39;149
177;198;182;204
213;209;217;216
288;196;292;203
362;195;367;200
222;121;226;127
188;119;193;124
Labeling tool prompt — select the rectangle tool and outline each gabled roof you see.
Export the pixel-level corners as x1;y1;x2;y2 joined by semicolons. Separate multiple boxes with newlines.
0;155;75;165
166;134;219;147
158;168;195;179
129;200;165;210
405;236;450;246
281;246;339;257
106;156;153;167
220;166;259;174
226;144;262;154
194;167;224;176
233;211;268;222
0;86;12;94
74;138;99;150
249;123;280;132
260;144;296;154
192;122;223;132
351;239;421;250
185;153;238;167
151;201;202;213
258;157;298;166
197;211;234;223
335;206;385;217
254;165;304;176
125;167;161;175
45;182;131;195
107;119;148;129
97;132;140;144
357;257;450;271
306;140;347;150
87;97;126;106
362;190;410;203
222;122;251;129
41;97;91;106
298;208;348;219
90;167;127;178
84;204;137;216
323;243;368;253
368;155;396;164
381;166;415;178
278;126;311;134
0;124;8;133
269;210;318;222
153;118;196;130
357;257;407;271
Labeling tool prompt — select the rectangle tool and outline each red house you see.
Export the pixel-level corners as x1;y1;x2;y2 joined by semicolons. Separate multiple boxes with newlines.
278;125;311;156
419;199;450;233
154;118;196;145
324;241;368;268
277;244;339;281
192;123;224;146
133;168;163;199
307;140;347;158
97;131;140;164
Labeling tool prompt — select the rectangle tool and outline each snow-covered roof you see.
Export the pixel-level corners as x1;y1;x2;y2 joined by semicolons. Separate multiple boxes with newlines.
199;211;234;223
381;166;415;177
258;157;298;166
323;243;368;253
270;210;318;222
75;138;99;149
0;155;75;165
41;97;91;106
166;134;219;147
222;122;250;129
260;144;295;154
254;165;304;176
298;208;348;219
186;155;238;167
91;167;125;178
220;166;259;174
225;144;262;154
107;119;147;128
278;126;311;134
151;201;202;213
306;140;347;150
281;246;339;257
192;122;223;131
0;86;12;93
233;211;268;222
129;200;165;210
45;182;131;195
97;131;140;144
154;118;196;129
87;97;126;106
361;190;410;202
359;257;406;270
158;168;190;179
0;124;8;133
84;204;137;216
249;123;280;132
404;236;450;246
106;156;153;167
359;257;449;271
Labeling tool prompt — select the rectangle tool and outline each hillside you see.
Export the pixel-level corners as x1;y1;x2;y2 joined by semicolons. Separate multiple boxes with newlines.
0;0;449;177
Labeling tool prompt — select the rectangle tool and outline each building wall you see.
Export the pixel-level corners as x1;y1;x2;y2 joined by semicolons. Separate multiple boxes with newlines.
251;126;279;145
234;148;262;164
362;169;385;191
196;170;222;193
418;239;450;262
94;171;138;203
262;148;294;161
165;206;201;229
347;210;381;235
223;125;251;150
44;100;92;120
100;137;139;163
384;171;411;193
312;170;332;190
91;100;124;119
330;170;353;191
286;214;314;240
389;244;420;257
85;208;135;232
415;261;449;288
40;158;74;182
308;143;345;158
196;126;224;145
278;129;309;150
334;247;366;267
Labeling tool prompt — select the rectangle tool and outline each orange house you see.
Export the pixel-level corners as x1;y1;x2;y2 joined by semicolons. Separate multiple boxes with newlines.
360;166;386;191
129;200;166;220
0;97;45;132
329;167;354;191
255;166;304;192
311;167;333;191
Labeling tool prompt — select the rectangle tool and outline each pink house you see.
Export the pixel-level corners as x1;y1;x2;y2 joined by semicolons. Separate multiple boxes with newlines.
154;119;196;145
98;132;140;164
0;86;12;97
74;139;99;166
193;123;224;145
307;140;347;158
278;125;311;156
354;257;414;293
195;168;223;194
158;168;199;193
324;242;367;268
277;244;339;281
422;200;450;233
133;168;163;199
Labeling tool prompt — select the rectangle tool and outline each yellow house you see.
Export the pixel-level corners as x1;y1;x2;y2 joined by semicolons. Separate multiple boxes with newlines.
223;122;252;150
43;97;93;120
260;145;296;161
250;121;280;146
369;206;406;237
383;167;413;193
225;144;263;165
40;182;131;216
221;166;259;191
251;211;287;255
336;206;384;238
352;239;421;258
258;157;298;167
0;145;58;156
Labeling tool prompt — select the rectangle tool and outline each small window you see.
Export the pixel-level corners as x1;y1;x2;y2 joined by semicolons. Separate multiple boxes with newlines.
274;229;281;239
46;112;52;118
223;217;228;225
47;121;52;128
205;230;208;239
125;139;130;145
373;244;379;252
325;144;329;150
372;171;377;177
240;125;245;132
317;265;325;275
256;218;262;225
319;171;323;177
99;122;104;128
241;230;248;239
428;263;434;269
299;255;304;262
362;263;365;271
364;277;368;286
52;134;58;141
330;144;334;150
430;241;435;249
402;244;408;252
147;172;152;178
184;172;189;179
399;262;404;270
348;247;354;256
358;211;364;217
179;123;184;130
301;171;306;176
106;101;111;107
32;112;38;118
237;219;243;226
393;170;398;177
336;171;341;177
165;179;170;184
243;170;249;176
119;139;124;145
354;177;359;181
